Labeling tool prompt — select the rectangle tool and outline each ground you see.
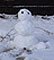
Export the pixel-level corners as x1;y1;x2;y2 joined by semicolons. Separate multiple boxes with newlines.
0;14;54;60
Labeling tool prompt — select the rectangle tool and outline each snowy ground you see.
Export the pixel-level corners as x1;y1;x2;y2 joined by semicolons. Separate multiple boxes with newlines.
0;14;54;60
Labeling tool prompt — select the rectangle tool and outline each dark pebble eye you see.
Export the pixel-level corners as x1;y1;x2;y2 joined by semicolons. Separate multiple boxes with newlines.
27;12;30;15
21;11;24;14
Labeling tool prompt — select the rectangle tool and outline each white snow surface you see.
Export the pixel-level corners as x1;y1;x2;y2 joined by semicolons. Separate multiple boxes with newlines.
0;9;54;60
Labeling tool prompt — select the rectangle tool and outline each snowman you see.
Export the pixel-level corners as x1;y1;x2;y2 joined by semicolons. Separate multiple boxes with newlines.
14;9;51;51
14;9;39;50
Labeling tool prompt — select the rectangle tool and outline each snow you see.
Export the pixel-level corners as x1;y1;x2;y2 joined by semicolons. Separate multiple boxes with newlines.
0;9;54;60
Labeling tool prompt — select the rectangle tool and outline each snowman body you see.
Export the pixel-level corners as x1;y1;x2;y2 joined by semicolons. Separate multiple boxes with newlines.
14;19;38;49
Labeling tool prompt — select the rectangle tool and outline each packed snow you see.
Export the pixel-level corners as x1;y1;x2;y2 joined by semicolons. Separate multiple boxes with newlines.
0;9;54;60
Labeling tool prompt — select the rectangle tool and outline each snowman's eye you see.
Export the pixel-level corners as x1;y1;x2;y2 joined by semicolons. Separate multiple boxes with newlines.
27;12;30;15
21;11;24;14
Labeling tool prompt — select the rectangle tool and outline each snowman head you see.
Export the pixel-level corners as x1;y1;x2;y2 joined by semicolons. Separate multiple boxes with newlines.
18;9;32;21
